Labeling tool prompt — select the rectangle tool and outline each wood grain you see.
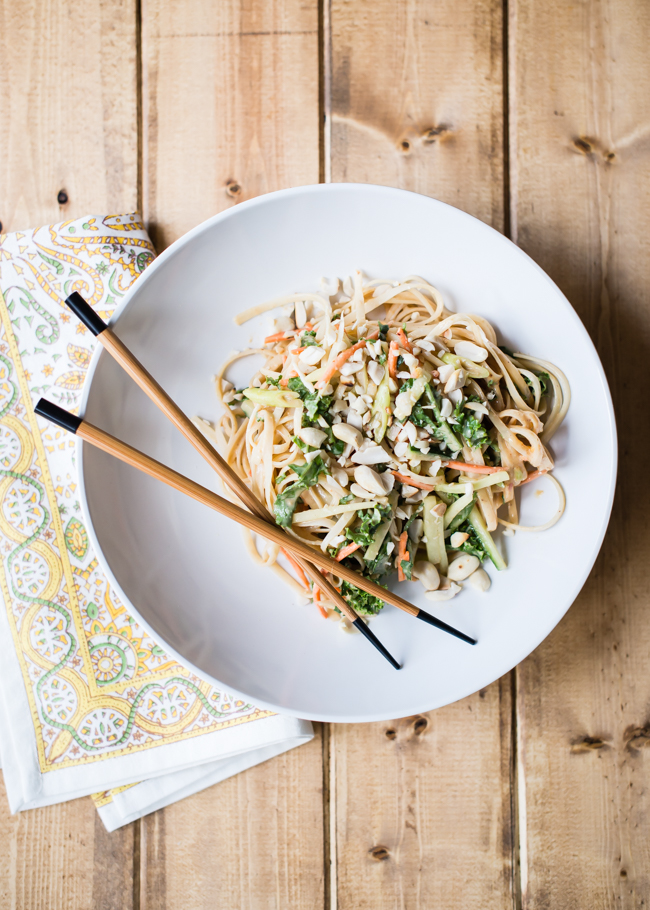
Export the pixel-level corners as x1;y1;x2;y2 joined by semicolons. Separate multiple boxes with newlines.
328;2;513;907
0;779;135;910
330;0;505;230
0;3;139;908
331;683;513;910
0;0;138;232
141;726;326;910
138;3;325;908
141;0;320;249
512;0;650;905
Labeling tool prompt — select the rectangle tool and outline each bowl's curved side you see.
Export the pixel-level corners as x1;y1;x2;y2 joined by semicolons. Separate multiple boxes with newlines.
77;183;617;722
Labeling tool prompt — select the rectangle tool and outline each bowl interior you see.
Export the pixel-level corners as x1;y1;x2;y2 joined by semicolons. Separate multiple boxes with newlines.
80;184;616;722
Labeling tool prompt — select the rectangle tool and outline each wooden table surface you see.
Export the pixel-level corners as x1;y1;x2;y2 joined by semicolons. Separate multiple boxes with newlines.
1;1;649;907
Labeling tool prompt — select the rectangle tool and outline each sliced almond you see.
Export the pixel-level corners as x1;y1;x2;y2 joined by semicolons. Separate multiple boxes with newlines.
454;340;488;362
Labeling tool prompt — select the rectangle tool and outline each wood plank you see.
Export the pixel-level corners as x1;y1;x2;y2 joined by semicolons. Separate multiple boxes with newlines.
331;684;513;910
139;3;324;908
0;3;139;908
141;728;326;910
0;0;139;232
141;0;320;250
512;0;650;905
328;2;513;907
330;0;505;230
0;778;135;910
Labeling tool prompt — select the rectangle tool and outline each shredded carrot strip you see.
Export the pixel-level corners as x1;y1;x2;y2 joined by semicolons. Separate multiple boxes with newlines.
391;471;434;491
387;341;400;379
279;368;299;387
281;548;309;589
264;331;287;344
518;468;548;486
316;332;378;388
396;327;413;353
303;322;314;330
397;531;409;582
312;585;329;618
444;460;504;475
336;541;361;562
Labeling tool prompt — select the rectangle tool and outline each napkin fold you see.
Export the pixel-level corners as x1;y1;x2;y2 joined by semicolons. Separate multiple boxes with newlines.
0;214;312;830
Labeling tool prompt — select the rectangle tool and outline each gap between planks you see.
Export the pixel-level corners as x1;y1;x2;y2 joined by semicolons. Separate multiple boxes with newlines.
503;1;524;905
321;1;522;906
128;2;524;905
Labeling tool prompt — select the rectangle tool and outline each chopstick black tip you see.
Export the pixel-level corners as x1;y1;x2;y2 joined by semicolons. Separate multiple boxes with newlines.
352;619;401;669
65;292;107;336
415;608;477;645
34;398;82;435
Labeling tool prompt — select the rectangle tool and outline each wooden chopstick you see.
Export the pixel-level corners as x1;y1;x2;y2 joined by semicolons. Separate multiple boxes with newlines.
65;297;350;605
62;293;475;646
35;398;401;667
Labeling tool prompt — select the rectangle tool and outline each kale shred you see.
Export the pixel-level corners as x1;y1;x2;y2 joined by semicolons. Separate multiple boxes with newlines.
452;521;488;562
273;456;329;527
344;505;391;548
340;580;385;616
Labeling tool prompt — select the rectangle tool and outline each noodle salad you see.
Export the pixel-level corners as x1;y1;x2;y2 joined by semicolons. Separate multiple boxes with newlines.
198;272;570;625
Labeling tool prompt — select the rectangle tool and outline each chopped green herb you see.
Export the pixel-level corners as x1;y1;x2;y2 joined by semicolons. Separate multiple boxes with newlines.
453;399;489;448
287;377;333;426
410;403;438;433
345;505;391;548
325;433;345;456
273;456;329;527
339;494;355;505
524;370;551;396
341;580;385;616
300;330;318;347
364;533;393;578
452;521;488;562
292;436;312;452
378;322;389;342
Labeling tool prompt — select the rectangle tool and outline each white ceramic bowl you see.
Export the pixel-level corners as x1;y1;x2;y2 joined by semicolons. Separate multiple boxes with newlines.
79;184;616;723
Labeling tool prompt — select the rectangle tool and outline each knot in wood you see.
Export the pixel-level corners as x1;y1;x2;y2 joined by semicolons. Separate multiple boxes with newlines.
422;125;451;145
368;845;390;861
625;726;650;751
226;181;242;198
399;138;411;153
570;736;609;753
57;190;69;205
385;727;397;740
573;137;594;155
412;715;429;736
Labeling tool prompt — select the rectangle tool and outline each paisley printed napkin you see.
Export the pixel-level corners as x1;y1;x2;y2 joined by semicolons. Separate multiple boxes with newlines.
0;214;312;830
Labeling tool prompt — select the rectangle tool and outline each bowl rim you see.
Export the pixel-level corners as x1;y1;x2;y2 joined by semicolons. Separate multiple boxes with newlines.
76;182;618;722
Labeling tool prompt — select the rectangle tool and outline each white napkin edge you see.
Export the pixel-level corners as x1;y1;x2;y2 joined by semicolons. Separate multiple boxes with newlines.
0;601;313;812
96;733;313;831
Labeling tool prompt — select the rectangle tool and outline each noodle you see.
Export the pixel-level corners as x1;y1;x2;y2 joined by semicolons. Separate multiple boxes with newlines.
204;273;570;618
